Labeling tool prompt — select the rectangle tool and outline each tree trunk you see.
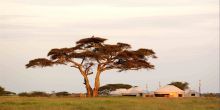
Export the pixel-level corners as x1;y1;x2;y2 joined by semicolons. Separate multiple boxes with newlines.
93;66;101;97
79;66;92;97
84;77;92;97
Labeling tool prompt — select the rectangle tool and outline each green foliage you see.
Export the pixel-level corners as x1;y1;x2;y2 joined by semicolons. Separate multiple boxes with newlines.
168;81;189;90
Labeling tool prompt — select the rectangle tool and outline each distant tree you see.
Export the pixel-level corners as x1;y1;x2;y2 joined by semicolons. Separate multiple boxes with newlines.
18;91;49;97
169;81;189;90
3;91;16;96
202;93;220;97
26;36;157;97
99;84;132;95
18;92;29;97
55;91;71;96
0;86;16;96
29;91;49;97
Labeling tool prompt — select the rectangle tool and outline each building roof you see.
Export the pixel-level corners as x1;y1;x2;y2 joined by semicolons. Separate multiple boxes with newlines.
127;87;143;94
110;89;128;94
154;85;184;94
110;87;144;95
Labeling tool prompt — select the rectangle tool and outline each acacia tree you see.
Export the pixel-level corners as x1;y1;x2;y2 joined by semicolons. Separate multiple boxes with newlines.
26;36;157;97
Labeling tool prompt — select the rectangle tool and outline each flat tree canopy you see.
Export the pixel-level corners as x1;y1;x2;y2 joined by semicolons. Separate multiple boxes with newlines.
26;36;157;97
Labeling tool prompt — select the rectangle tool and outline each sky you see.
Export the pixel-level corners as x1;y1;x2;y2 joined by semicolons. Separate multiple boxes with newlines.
0;0;219;93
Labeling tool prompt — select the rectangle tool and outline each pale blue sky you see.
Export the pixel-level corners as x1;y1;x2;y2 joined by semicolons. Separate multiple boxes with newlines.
0;0;219;93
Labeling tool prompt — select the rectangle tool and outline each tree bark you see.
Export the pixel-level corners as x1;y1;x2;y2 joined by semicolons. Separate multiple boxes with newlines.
93;65;101;97
84;77;92;97
78;66;92;97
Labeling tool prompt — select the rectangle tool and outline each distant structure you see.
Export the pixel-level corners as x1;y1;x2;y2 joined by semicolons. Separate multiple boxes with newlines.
199;80;201;96
184;89;200;97
146;83;148;92
154;85;201;98
109;84;200;98
154;85;184;97
110;87;144;96
51;91;56;97
159;81;161;89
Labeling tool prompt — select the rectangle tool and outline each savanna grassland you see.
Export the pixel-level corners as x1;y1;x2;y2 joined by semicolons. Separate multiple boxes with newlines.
0;96;219;110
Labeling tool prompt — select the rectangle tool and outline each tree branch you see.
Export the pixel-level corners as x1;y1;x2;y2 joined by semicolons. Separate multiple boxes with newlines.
67;59;81;67
71;65;78;68
81;57;85;65
102;66;114;72
85;63;94;75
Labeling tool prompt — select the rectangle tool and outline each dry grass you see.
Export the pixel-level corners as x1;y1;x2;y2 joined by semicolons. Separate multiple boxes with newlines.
0;96;219;110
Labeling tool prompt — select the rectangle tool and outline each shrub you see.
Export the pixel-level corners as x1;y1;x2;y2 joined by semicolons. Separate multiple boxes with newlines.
29;91;49;97
18;91;49;97
18;92;30;97
202;93;220;97
55;91;70;96
0;86;16;96
4;91;16;96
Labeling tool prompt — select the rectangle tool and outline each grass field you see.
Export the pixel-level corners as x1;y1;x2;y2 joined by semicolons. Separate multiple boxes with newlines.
0;96;219;110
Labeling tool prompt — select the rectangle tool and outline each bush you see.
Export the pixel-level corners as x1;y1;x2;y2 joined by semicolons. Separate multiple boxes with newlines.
0;86;16;96
55;91;70;96
202;93;220;97
18;91;49;97
18;92;30;97
30;91;49;97
4;91;16;96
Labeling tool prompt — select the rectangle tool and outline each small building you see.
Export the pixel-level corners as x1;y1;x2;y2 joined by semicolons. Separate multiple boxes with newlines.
154;85;184;97
184;90;200;97
110;87;144;96
142;91;154;97
110;89;128;96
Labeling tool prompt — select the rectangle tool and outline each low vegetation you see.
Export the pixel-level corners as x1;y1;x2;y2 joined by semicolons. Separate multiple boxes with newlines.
0;96;219;110
18;91;49;97
18;91;73;97
0;86;16;96
202;93;220;97
55;91;71;97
